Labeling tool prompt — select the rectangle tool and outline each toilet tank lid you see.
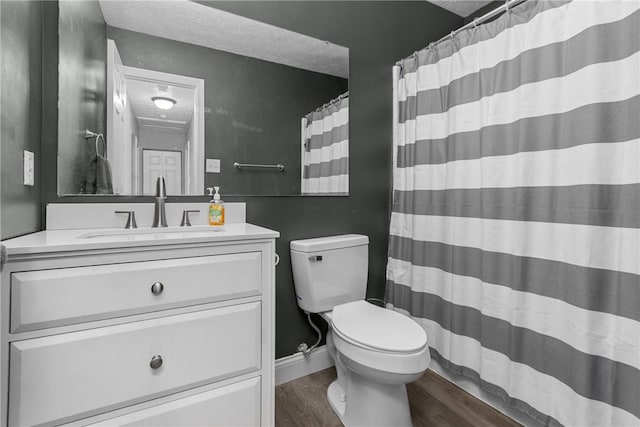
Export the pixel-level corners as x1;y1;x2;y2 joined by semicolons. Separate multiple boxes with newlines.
290;234;369;252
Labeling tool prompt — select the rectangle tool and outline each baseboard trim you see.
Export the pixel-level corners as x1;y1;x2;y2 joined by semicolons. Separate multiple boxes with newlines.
275;345;334;386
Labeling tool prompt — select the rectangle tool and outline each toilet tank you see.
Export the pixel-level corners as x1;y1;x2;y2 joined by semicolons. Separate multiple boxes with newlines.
290;234;369;313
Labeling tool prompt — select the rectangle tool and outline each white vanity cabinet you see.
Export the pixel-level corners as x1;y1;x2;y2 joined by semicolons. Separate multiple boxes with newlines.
0;224;278;427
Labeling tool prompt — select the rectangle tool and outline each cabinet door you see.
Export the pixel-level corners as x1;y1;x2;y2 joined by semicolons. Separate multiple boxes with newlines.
9;303;261;426
87;377;261;426
11;252;261;332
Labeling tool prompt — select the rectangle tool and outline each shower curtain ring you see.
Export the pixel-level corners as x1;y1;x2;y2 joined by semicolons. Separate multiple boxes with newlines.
473;18;479;29
428;42;435;52
505;0;511;12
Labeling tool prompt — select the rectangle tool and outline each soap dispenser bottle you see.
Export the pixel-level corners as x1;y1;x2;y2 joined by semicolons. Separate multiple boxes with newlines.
207;186;225;226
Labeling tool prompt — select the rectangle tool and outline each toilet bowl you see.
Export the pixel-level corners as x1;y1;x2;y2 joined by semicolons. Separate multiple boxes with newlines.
290;235;430;426
321;301;429;427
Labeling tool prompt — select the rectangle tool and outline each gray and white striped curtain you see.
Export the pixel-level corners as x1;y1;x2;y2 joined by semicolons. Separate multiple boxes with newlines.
302;95;349;195
386;1;639;426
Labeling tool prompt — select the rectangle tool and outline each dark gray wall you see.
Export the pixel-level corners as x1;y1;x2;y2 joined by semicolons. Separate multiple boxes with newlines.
465;1;503;24
204;2;463;357
57;0;107;195
106;26;347;196
0;1;42;240
41;1;462;358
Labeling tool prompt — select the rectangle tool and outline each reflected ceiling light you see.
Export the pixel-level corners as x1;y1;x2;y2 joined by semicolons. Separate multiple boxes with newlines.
151;96;176;110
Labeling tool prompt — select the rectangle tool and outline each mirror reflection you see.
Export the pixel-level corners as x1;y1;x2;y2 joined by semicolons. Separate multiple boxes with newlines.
108;60;205;196
57;0;349;196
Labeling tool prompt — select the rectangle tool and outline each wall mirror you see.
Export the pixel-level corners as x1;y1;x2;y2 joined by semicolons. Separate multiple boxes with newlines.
57;0;349;197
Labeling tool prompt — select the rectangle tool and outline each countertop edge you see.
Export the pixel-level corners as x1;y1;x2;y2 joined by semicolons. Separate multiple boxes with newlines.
2;224;280;258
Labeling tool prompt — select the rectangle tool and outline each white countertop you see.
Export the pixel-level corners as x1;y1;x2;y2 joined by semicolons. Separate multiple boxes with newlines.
2;223;279;257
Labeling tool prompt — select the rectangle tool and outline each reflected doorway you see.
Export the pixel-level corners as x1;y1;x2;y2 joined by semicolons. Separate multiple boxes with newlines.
142;149;182;195
107;40;204;195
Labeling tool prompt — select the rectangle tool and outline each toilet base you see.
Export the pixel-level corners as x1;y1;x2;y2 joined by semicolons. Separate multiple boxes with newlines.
327;380;347;424
326;376;413;427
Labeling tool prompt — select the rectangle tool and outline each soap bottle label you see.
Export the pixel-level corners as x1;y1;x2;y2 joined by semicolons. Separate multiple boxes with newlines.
209;204;224;225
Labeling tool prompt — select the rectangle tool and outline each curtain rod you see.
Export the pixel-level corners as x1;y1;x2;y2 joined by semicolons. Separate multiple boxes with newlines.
311;91;349;114
395;0;528;66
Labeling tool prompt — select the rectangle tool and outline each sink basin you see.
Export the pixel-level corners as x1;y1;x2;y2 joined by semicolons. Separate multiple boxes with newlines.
78;226;224;239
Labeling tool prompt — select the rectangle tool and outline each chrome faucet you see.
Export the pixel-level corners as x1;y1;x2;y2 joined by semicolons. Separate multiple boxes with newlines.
152;176;168;227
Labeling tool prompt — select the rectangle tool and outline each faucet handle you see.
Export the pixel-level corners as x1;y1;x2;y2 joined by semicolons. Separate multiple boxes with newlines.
180;210;200;227
115;211;138;229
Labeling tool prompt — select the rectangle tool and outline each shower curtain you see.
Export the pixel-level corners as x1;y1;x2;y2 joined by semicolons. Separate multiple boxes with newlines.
301;94;349;195
386;1;639;426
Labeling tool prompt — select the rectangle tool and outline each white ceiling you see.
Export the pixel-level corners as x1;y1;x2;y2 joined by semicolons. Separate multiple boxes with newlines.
99;0;349;79
427;1;495;17
126;79;195;131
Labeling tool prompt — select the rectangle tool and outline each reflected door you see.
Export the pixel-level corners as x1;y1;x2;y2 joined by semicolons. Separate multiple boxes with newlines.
142;150;182;195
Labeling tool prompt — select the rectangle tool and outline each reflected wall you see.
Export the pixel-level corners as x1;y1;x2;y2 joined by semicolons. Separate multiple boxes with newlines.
107;26;348;196
57;0;107;194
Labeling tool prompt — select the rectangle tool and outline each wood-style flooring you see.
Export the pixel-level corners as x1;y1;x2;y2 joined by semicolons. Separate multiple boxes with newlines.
275;368;522;427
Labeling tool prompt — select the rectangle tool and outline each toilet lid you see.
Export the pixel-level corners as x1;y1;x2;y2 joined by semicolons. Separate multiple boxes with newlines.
331;301;427;353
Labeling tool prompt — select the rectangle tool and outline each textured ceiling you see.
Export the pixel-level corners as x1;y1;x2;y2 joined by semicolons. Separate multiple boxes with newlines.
99;0;349;78
427;0;495;17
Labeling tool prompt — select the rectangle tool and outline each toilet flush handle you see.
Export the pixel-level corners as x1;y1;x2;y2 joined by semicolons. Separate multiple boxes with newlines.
308;255;323;262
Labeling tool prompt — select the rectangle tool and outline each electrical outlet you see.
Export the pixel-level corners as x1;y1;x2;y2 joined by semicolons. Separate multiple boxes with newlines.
23;150;34;186
206;158;221;173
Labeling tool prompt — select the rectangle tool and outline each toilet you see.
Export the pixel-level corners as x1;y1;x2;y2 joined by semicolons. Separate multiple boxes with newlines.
290;234;430;427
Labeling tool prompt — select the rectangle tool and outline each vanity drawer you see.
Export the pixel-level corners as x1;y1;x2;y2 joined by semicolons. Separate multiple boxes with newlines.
86;377;261;426
8;303;261;427
11;252;262;332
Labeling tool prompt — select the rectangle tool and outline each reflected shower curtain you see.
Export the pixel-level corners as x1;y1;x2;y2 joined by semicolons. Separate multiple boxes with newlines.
386;1;640;426
301;94;349;195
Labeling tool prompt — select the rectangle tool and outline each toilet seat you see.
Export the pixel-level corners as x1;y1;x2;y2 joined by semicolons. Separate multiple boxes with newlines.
331;324;431;378
328;301;430;378
331;301;427;353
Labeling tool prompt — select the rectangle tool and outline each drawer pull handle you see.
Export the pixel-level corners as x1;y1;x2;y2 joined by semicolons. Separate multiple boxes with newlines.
150;355;163;369
151;282;164;295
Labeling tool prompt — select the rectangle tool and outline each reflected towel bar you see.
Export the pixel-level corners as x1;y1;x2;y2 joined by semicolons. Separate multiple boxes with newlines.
234;162;285;171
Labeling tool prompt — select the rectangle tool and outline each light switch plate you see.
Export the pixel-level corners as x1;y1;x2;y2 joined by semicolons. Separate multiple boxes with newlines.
206;158;221;173
23;150;35;186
